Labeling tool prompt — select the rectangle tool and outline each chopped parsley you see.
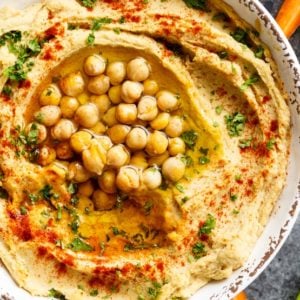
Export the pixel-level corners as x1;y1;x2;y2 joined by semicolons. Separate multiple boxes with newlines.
239;138;252;149
39;184;54;201
148;282;162;299
87;17;113;46
230;27;248;45
192;242;205;259
199;214;216;235
80;0;97;8
0;30;22;46
183;0;209;11
181;130;198;149
48;288;66;300
266;138;276;150
113;28;121;34
57;204;63;220
199;147;209;156
217;51;228;59
199;156;210;165
0;187;8;199
225;112;246;137
89;289;99;296
175;183;184;193
20;206;28;215
232;209;240;215
215;105;223;115
230;193;238;202
144;201;153;215
181;155;193;167
1;85;12;97
111;226;127;236
240;74;260;91
181;196;190;204
254;45;264;59
119;16;126;24
67;237;94;252
67;182;77;194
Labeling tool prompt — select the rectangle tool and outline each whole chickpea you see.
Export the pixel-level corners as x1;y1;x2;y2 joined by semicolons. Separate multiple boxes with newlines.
60;71;85;97
90;122;106;134
98;169;117;194
70;131;93;153
68;161;93;183
145;130;169;156
87;74;110;95
137;95;158;121
156;90;180;112
26;122;47;144
108;85;122;104
93;190;116;211
36;145;56;166
74;103;99;128
168;137;186;156
90;94;111;114
106;61;126;85
39;83;62;106
94;135;113;151
102;107;118;127
125;126;148;150
116;166;140;192
162;156;185;182
127;57;151;82
56;141;74;160
150;112;170;130
143;79;159;96
121;81;144;104
83;54;106;76
148;152;169;166
35;105;61;127
115;103;137;125
106;144;130;168
106;124;131;144
59;96;79;118
78;180;94;197
76;195;95;213
51;119;78;141
130;151;148;169
165;116;184;137
142;167;162;190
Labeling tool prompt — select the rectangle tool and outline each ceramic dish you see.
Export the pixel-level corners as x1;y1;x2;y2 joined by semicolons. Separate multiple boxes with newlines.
0;1;299;299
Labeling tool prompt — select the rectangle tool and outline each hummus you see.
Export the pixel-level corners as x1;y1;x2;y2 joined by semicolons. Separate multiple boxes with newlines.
0;0;290;299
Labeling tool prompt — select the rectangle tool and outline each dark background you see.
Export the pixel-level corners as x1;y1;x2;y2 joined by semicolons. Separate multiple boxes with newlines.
245;1;300;299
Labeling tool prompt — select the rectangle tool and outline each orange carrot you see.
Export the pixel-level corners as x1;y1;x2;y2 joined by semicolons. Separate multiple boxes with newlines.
233;291;248;300
276;0;300;38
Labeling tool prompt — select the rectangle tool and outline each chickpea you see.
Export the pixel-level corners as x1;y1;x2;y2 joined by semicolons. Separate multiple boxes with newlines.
60;96;80;118
77;92;89;105
93;190;116;211
137;95;158;121
162;156;185;182
165;116;184;138
116;166;140;192
106;61;126;85
39;83;62;106
106;144;130;168
36;145;56;166
126;126;148;150
56;141;74;160
82;139;107;175
26;122;47;144
74;103;99;128
108;85;122;104
51;119;78;141
127;57;151;82
84;54;106;76
44;162;68;184
157;90;180;112
78;180;94;197
143;79;159;96
121;81;143;104
145;130;169;156
148;152;169;166
94;135;113;151
98;169;117;194
35;105;61;127
90;122;106;134
116;103;137;125
77;195;95;212
87;74;110;95
68;161;92;183
106;124;131;144
130;151;148;169
70;130;92;153
90;94;111;114
150;112;170;130
60;71;85;97
102;106;118;127
168;137;186;156
142;167;162;190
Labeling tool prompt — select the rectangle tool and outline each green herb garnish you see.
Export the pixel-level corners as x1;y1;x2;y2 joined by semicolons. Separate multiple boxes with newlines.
87;17;112;45
240;74;260;91
181;130;198;149
254;45;264;59
48;288;66;300
217;51;228;59
225;112;246;137
67;237;94;252
80;0;97;8
199;214;216;235
199;156;210;165
230;27;248;45
239;138;252;148
175;183;184;193
266;138;276;150
192;242;205;259
183;0;208;11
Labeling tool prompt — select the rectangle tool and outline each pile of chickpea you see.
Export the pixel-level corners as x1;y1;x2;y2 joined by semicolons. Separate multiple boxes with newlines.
30;55;188;205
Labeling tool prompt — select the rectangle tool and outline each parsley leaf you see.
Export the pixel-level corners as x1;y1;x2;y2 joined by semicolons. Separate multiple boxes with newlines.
48;288;66;300
230;27;248;45
225;112;246;137
239;138;252;149
199;156;210;165
254;45;264;59
67;237;94;252
1;85;12;97
199;214;216;235
181;154;193;167
217;51;228;59
87;17;112;45
183;0;209;11
39;184;54;201
80;0;97;8
192;242;205;259
266;138;276;150
181;130;198;149
240;74;260;91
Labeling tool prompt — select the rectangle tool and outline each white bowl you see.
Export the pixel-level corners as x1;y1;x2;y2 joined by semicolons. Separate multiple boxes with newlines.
0;1;299;299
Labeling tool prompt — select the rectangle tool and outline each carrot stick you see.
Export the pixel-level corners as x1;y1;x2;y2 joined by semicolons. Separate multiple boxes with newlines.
276;0;300;38
233;291;248;300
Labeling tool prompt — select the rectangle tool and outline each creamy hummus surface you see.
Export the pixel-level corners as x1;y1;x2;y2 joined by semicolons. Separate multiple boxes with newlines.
0;0;290;299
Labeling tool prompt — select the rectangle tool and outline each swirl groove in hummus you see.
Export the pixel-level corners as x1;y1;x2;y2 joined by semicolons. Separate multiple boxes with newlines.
0;0;290;299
